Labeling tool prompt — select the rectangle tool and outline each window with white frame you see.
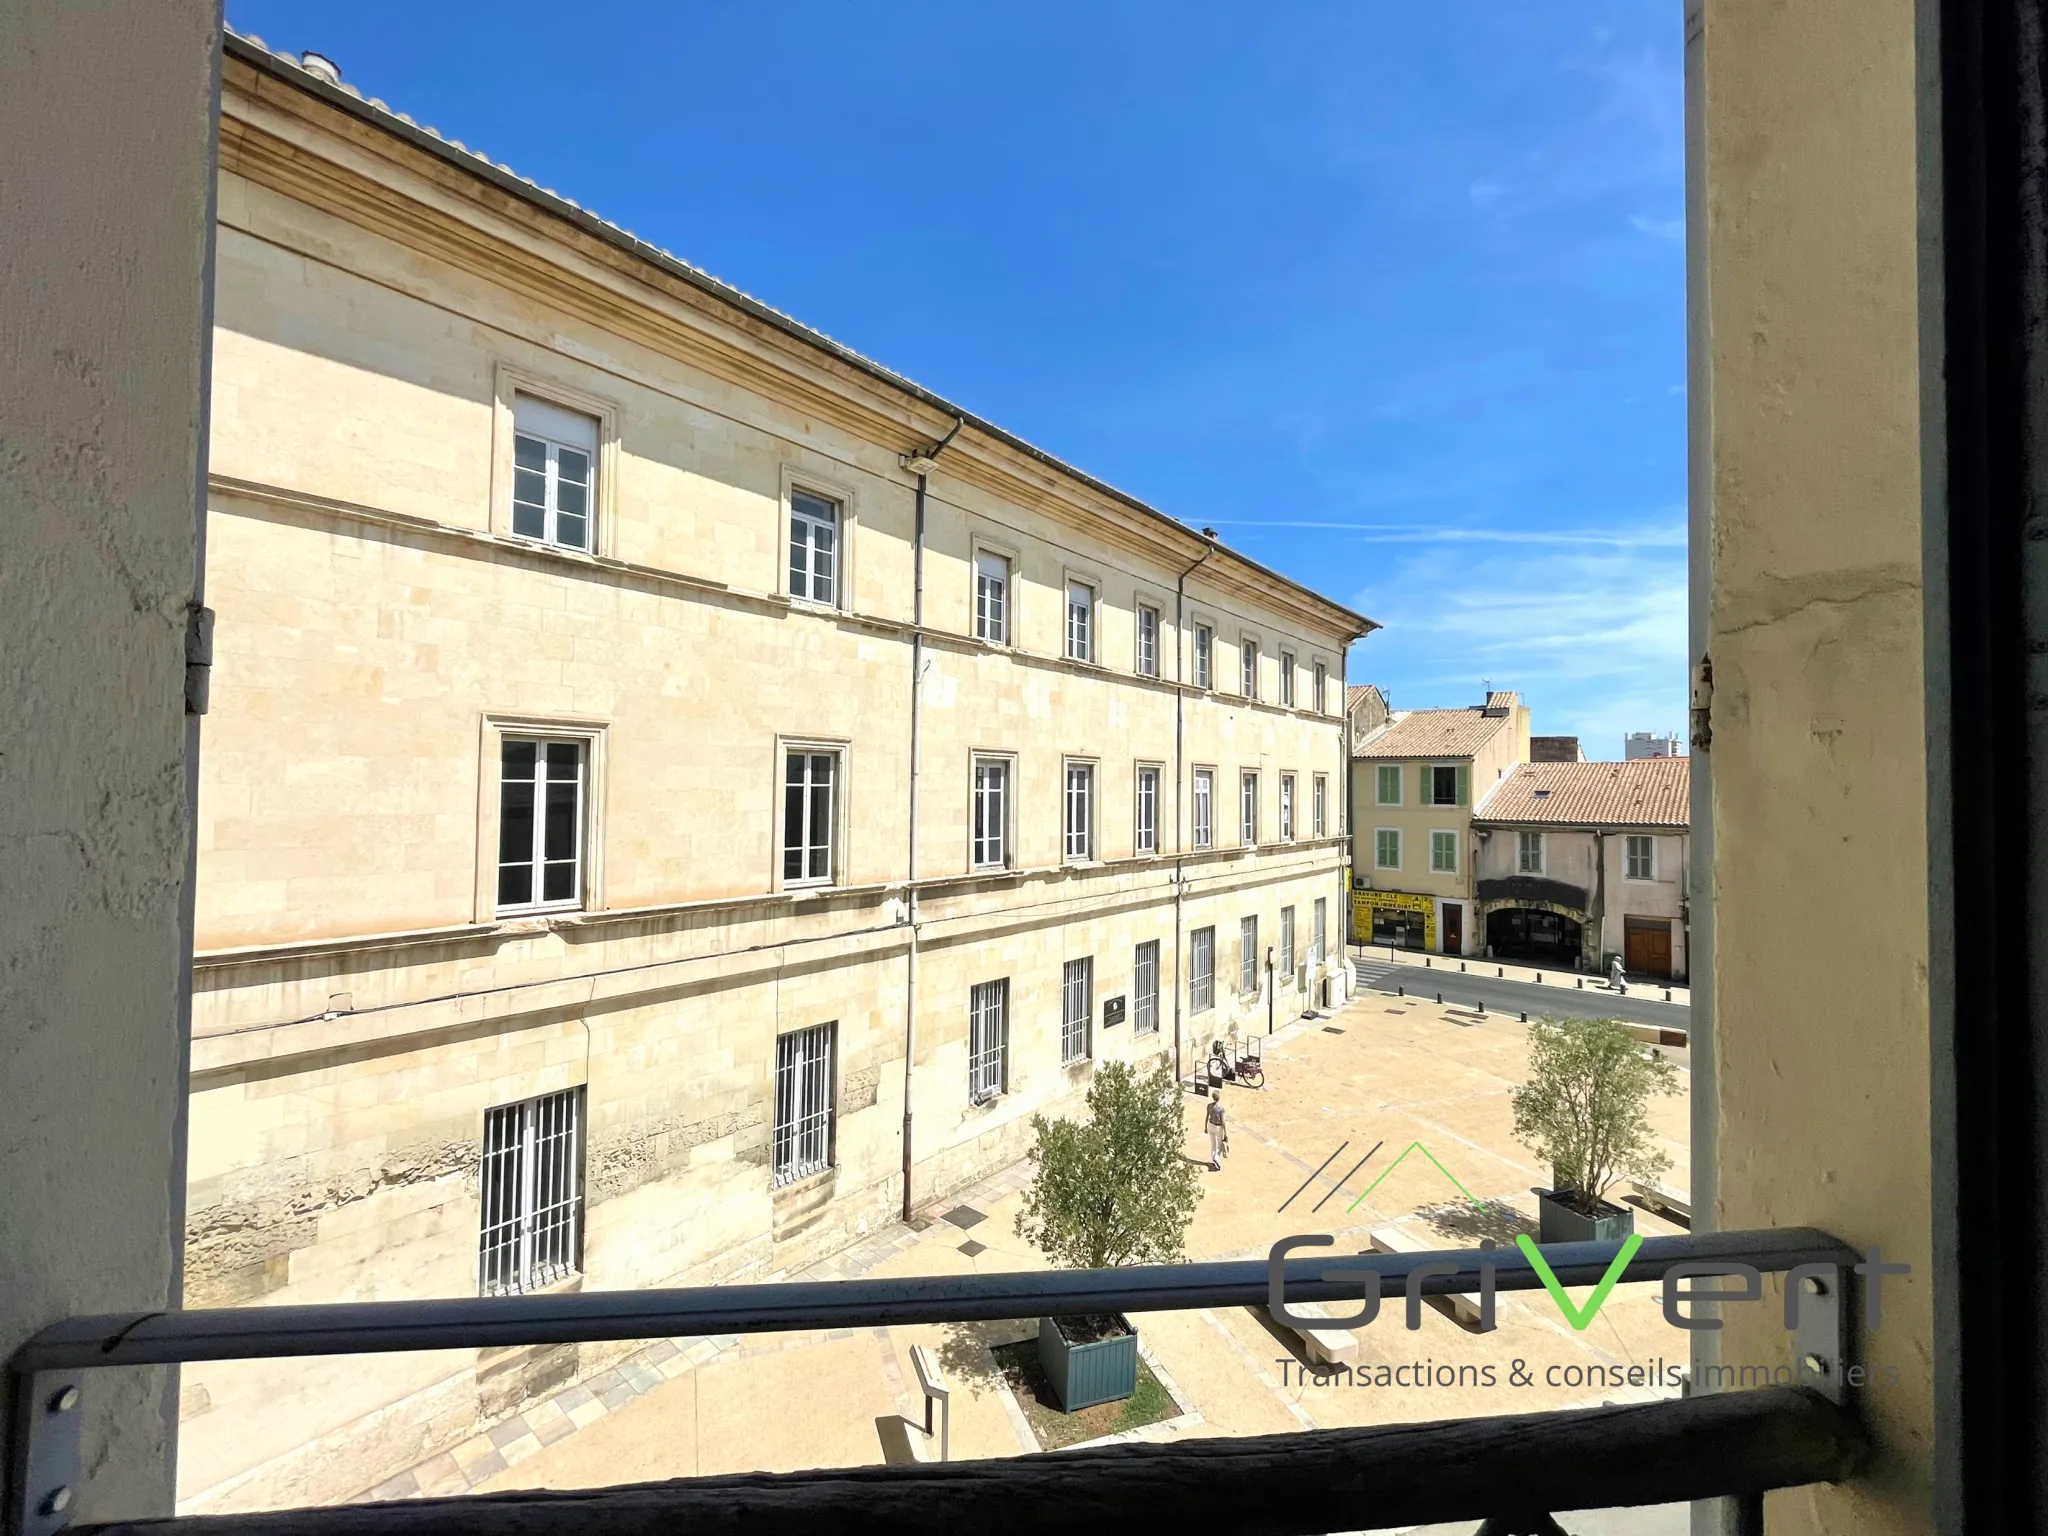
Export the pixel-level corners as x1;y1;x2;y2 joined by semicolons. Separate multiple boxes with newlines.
1135;764;1161;855
1192;768;1214;849
512;395;598;552
1313;774;1328;837
1376;763;1402;804
969;980;1009;1102
1061;957;1093;1064
783;748;839;884
772;1022;835;1186
972;757;1009;869
1518;830;1546;873
1427;763;1464;806
974;550;1010;644
1241;639;1259;699
1279;774;1296;841
1313;660;1327;713
1431;830;1458;873
1137;604;1160;676
498;737;586;913
1064;761;1096;860
1376;827;1402;869
1627;834;1656;879
478;1086;583;1296
1194;625;1213;689
788;488;841;605
1312;897;1327;966
1240;915;1259;994
1133;940;1160;1035
1189;926;1215;1013
1241;770;1259;844
1279;650;1296;707
1066;580;1095;661
1280;906;1296;978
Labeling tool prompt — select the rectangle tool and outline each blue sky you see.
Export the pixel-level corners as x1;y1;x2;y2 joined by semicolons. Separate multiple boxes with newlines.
228;1;1687;758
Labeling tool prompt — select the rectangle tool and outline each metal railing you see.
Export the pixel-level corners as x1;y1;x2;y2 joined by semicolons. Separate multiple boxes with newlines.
8;1228;1866;1536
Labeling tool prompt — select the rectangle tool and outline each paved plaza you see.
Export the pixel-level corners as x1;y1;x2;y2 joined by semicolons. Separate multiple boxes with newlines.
375;975;1691;1531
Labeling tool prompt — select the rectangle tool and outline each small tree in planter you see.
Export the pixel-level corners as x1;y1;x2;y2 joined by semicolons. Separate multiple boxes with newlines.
1511;1016;1680;1244
1014;1060;1201;1409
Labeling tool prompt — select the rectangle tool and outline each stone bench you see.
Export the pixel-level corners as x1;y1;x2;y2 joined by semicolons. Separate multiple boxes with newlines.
1267;1299;1360;1366
1629;1179;1692;1222
1370;1226;1487;1330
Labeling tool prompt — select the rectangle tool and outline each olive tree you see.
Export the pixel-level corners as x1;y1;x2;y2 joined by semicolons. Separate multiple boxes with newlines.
1014;1060;1202;1269
1511;1016;1680;1214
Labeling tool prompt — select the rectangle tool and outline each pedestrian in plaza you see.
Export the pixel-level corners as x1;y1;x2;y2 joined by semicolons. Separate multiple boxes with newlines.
1205;1087;1228;1171
1609;953;1627;994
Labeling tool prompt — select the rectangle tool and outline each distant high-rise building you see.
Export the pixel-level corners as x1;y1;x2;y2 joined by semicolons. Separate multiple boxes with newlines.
1625;731;1684;760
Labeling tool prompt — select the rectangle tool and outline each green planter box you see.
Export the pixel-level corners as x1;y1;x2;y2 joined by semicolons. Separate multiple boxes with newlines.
1037;1314;1138;1412
1536;1189;1636;1244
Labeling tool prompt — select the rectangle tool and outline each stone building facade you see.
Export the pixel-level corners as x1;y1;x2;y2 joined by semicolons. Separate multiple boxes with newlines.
177;36;1370;1513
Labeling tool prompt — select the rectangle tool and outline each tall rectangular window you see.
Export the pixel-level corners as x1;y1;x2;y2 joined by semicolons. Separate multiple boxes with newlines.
974;550;1009;644
1431;830;1458;873
1279;650;1296;707
969;980;1009;1103
1241;640;1260;699
1192;768;1214;849
1064;761;1095;860
788;488;840;605
1066;580;1094;661
512;395;597;552
479;1087;583;1296
1280;906;1296;978
1627;835;1655;879
1189;927;1215;1013
972;758;1009;869
773;1022;835;1186
1135;765;1161;854
783;749;838;884
1061;957;1093;1064
1241;770;1260;845
1519;831;1545;873
1137;605;1160;676
1427;763;1464;806
1194;625;1213;689
1376;828;1402;869
498;737;585;913
1312;897;1327;966
1279;774;1296;841
1133;941;1160;1035
1313;660;1327;713
1240;915;1259;994
1376;763;1402;804
1313;775;1328;837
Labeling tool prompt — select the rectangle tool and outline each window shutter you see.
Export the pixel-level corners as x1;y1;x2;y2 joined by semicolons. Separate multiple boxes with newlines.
1457;763;1470;806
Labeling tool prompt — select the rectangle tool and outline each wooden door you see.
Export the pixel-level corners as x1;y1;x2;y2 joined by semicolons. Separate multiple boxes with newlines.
1624;918;1673;978
1441;903;1463;955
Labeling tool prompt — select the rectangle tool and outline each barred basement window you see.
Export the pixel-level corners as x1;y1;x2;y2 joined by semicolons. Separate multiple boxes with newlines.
969;980;1010;1103
1133;940;1160;1035
478;1087;584;1296
1061;957;1093;1064
1190;926;1216;1013
498;737;585;913
773;1022;835;1186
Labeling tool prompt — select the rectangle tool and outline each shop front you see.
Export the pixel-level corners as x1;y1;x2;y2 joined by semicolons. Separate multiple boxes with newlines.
1351;888;1437;952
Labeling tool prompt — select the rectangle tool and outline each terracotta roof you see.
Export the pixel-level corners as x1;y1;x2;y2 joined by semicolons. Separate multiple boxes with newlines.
1473;759;1691;829
1483;690;1518;716
1353;707;1515;760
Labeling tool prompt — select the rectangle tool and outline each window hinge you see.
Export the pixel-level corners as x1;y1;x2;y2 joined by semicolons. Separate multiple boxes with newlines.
1689;653;1713;753
185;604;215;716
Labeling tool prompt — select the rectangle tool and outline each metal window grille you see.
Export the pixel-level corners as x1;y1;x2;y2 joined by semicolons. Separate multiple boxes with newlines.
1193;770;1213;848
1433;832;1458;872
773;1023;835;1186
478;1087;584;1297
1133;941;1160;1035
1280;652;1295;706
1190;927;1215;1013
969;980;1009;1103
1280;775;1295;840
1280;907;1296;978
1377;829;1401;869
1066;582;1092;660
497;737;585;912
1519;831;1544;873
1627;836;1654;879
1194;627;1211;688
1240;916;1259;994
1137;607;1158;675
1061;958;1092;1064
973;759;1008;868
783;749;836;883
1065;763;1093;860
789;490;839;604
1136;766;1159;854
1313;899;1327;966
975;552;1007;643
1242;642;1258;698
1314;776;1327;837
1241;772;1259;844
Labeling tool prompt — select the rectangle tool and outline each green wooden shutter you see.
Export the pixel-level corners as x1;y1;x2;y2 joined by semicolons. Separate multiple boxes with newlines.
1456;763;1470;807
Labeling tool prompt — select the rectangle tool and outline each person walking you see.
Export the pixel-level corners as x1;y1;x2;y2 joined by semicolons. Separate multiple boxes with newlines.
1205;1088;1228;1171
1608;953;1627;994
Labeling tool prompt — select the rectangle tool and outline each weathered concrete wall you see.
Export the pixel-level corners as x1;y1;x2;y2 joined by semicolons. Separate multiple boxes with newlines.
0;0;220;1523
1692;0;1934;1527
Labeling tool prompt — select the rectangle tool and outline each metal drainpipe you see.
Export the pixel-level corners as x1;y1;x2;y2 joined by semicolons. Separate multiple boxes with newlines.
1172;534;1217;1085
899;420;962;1223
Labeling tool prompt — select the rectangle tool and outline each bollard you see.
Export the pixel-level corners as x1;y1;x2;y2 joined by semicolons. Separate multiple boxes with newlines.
1576;978;1583;989
1520;1011;1528;1023
1435;992;1443;1005
1665;988;1673;1002
1426;957;1432;968
1536;972;1543;983
1477;999;1486;1015
1497;967;1504;978
1397;985;1404;997
1460;961;1467;972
